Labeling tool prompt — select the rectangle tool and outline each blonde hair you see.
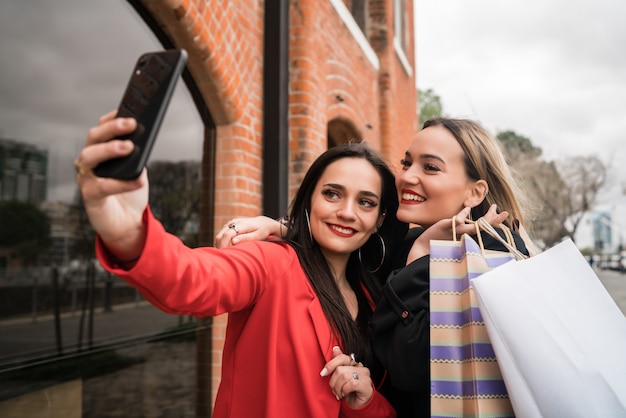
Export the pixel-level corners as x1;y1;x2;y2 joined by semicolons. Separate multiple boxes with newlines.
423;118;529;231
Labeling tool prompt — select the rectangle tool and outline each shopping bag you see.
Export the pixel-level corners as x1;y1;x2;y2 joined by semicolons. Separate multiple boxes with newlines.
430;230;519;418
473;238;626;417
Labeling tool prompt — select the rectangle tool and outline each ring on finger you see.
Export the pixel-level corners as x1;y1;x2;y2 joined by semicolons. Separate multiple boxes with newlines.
352;372;359;380
74;163;93;176
227;222;239;234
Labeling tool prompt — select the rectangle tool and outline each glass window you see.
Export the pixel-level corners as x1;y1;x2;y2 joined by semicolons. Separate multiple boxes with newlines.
394;0;407;52
351;0;367;34
393;0;412;76
0;2;203;416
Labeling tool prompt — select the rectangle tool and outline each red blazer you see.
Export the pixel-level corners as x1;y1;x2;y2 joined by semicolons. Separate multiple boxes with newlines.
97;209;395;418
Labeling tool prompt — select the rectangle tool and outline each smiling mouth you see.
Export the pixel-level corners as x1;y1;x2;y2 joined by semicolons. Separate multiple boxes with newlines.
328;224;356;236
401;191;426;203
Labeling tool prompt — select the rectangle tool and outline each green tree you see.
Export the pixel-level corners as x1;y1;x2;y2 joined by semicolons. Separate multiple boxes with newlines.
418;88;443;128
147;160;200;247
497;130;542;160
68;160;201;256
0;200;52;265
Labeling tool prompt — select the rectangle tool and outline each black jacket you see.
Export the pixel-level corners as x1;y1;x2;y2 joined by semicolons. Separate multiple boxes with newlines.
371;227;529;418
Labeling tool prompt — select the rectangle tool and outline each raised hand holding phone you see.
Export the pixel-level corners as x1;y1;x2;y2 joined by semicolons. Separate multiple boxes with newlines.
93;49;187;180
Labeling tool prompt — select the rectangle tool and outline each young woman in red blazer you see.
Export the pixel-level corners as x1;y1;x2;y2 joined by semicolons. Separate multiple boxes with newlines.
74;111;408;418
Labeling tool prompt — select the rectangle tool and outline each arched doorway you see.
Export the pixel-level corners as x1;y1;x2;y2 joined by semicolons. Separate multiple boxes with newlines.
328;117;363;147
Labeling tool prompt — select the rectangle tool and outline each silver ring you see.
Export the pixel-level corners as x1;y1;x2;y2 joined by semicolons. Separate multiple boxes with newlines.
352;373;359;380
227;222;239;234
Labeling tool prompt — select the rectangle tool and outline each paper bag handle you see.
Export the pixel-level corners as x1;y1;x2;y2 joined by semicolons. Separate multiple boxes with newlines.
476;217;527;260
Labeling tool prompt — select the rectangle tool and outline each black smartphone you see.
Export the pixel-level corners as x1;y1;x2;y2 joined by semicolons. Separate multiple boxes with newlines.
93;49;188;180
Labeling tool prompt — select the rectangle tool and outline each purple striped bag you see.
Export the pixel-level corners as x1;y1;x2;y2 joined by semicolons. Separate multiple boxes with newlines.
430;232;517;418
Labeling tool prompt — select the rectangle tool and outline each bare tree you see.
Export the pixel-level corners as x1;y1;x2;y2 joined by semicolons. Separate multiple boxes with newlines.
522;159;569;248
556;155;608;242
497;130;565;248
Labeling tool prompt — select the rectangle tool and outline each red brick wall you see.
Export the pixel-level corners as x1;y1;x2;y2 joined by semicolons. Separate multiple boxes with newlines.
134;0;416;412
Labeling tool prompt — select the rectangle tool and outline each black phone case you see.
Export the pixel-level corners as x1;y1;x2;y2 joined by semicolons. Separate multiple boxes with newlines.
93;49;187;180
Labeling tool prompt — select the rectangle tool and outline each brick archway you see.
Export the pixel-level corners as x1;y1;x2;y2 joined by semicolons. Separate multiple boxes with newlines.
126;1;265;415
328;117;362;147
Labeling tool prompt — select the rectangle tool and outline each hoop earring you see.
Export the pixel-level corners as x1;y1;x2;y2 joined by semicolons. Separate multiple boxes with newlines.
305;209;313;242
358;233;386;273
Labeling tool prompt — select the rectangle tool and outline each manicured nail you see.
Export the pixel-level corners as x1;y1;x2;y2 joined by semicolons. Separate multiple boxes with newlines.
118;140;133;151
320;368;328;377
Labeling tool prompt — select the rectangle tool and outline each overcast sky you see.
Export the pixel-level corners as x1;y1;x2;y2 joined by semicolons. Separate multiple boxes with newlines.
0;0;202;202
415;0;626;202
1;0;624;204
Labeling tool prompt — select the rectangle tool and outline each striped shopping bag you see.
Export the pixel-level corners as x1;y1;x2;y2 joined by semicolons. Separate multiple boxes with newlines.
429;232;517;418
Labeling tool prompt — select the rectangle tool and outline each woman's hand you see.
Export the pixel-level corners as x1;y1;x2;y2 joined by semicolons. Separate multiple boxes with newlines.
406;204;508;264
320;346;373;409
74;111;149;260
214;216;284;248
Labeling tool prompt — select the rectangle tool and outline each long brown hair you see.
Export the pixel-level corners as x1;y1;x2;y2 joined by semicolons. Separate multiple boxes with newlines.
282;142;407;367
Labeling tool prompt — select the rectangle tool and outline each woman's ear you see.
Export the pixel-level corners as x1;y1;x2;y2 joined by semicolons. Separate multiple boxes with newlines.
464;180;488;208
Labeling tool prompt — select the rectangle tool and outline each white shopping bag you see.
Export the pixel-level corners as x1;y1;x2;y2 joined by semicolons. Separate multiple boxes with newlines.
472;238;626;418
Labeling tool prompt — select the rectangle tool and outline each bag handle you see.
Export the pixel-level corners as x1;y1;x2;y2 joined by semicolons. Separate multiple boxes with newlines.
476;217;527;260
452;215;527;260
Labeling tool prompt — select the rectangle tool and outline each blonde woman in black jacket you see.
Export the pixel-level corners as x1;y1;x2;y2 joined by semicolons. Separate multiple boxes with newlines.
370;118;532;417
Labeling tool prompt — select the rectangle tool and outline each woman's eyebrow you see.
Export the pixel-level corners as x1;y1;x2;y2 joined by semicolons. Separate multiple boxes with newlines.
324;183;380;199
419;153;445;164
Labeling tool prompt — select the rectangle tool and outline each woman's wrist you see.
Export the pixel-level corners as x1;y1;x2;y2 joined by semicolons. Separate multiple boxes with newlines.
277;216;289;238
108;251;140;270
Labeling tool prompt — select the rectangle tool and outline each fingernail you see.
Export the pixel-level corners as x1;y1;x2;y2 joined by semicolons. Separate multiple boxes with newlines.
320;368;328;377
117;140;133;151
332;346;340;352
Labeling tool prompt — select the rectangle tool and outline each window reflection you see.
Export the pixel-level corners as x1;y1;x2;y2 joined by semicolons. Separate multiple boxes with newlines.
0;1;202;416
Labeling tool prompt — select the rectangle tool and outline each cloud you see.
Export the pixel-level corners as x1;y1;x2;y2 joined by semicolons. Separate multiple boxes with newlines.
0;0;202;202
415;0;626;177
2;0;624;203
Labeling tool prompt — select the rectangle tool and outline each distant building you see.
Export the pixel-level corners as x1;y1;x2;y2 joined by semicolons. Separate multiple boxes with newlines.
592;211;612;252
576;196;626;253
0;138;48;205
39;201;73;267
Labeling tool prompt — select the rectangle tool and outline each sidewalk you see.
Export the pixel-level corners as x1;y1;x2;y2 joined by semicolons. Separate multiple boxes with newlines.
0;301;186;366
596;267;626;316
